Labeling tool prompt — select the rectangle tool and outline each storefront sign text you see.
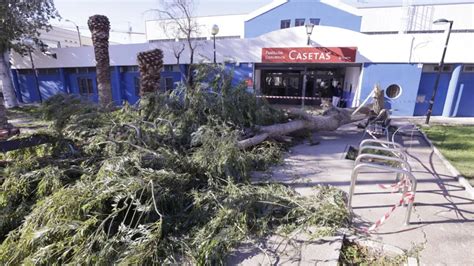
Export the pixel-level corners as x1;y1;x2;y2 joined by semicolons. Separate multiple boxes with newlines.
261;47;357;63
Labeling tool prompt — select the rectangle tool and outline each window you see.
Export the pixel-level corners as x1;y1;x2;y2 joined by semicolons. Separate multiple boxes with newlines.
77;67;96;74
386;84;402;99
18;69;35;75
434;65;453;72
295;18;305;27
164;65;173;72
37;68;59;75
121;66;139;73
280;19;290;29
463;65;474;72
310;18;320;25
165;77;174;91
422;64;453;73
134;76;140;96
78;77;94;95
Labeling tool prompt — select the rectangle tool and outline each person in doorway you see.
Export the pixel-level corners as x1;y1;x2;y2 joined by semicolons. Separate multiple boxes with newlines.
332;82;342;107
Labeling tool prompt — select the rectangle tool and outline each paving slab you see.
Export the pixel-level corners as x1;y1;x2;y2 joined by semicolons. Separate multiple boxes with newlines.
228;235;343;266
258;122;474;265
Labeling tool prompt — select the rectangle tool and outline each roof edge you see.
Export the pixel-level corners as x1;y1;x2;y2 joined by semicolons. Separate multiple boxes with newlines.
320;0;361;16
244;0;289;22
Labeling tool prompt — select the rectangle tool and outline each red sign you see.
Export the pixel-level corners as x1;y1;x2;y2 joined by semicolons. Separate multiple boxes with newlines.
261;47;357;63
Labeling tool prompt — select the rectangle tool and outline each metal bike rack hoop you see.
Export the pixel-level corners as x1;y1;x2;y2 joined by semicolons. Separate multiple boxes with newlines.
348;162;417;226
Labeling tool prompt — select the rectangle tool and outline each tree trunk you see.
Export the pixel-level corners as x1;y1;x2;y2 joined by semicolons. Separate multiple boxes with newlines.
0;50;19;108
88;15;112;108
237;107;370;149
373;84;384;115
137;49;163;96
0;94;8;127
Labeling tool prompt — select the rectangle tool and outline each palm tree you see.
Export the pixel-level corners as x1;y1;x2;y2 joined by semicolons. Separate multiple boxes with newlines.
137;49;163;96
87;15;112;107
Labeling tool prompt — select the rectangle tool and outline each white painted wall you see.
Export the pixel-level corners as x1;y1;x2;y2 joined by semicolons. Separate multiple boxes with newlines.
12;25;474;69
40;26;93;48
360;3;474;32
145;14;246;41
343;66;360;95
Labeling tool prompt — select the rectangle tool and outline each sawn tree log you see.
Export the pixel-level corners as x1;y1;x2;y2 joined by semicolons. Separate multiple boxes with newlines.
238;106;371;149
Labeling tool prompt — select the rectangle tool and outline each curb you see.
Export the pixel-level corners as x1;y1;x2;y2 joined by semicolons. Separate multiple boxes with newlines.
418;129;474;199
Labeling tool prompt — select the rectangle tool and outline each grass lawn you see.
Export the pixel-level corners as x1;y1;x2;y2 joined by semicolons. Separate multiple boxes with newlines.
422;125;474;185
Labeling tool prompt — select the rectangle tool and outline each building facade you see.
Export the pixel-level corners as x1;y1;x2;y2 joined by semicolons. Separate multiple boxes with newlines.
10;0;474;117
39;26;93;48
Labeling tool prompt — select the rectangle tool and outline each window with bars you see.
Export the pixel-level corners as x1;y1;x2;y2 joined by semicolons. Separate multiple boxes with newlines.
78;77;94;95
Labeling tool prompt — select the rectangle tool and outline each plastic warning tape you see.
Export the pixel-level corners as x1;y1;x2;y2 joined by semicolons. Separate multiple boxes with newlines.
365;178;415;232
256;95;319;100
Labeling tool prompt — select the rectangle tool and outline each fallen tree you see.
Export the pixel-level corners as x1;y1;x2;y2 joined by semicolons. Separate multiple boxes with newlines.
0;64;378;264
238;106;370;149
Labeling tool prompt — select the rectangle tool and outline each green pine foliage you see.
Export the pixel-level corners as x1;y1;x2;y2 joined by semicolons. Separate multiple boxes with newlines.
0;64;349;264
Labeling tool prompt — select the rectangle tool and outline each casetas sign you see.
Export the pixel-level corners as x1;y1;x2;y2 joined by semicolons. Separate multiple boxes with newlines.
261;47;357;63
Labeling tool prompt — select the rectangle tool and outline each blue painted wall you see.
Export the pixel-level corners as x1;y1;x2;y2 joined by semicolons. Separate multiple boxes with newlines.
244;0;361;38
110;67;124;105
413;72;452;116
16;68;183;105
17;75;39;103
121;72;140;105
359;63;423;116
11;70;23;103
226;63;253;87
39;74;65;100
18;72;67;102
453;72;474;117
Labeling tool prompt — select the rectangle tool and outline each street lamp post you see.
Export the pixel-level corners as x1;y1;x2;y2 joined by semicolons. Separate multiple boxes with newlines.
425;18;454;125
65;19;82;46
305;23;315;46
301;23;315;108
211;24;219;64
22;38;42;103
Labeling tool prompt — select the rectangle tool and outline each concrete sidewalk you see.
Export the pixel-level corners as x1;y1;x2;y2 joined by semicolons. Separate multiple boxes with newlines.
261;121;474;264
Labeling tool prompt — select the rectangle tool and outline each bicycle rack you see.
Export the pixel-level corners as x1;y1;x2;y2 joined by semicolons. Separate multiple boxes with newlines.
360;139;405;151
391;124;419;144
358;145;408;162
348;162;417;225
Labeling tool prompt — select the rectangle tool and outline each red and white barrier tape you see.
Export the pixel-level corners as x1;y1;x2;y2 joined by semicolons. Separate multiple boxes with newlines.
377;178;408;192
365;178;415;232
256;95;319;100
365;191;415;232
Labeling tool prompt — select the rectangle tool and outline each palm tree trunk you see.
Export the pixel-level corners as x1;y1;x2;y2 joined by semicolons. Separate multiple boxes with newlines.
137;49;163;96
0;50;19;108
88;15;112;107
237;107;371;149
0;94;8;128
